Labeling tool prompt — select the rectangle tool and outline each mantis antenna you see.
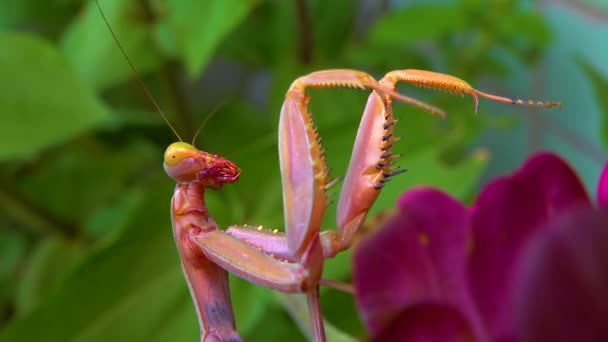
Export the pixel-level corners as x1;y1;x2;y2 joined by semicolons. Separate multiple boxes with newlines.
191;100;227;147
94;0;183;142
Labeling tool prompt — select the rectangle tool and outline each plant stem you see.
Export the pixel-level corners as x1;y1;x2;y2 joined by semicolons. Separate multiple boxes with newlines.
0;182;78;237
295;0;313;65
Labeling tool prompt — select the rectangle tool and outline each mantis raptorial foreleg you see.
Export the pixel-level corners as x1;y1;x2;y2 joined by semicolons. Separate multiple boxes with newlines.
226;69;562;264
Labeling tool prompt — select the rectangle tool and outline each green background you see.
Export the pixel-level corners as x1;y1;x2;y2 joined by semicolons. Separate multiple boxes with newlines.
0;0;606;341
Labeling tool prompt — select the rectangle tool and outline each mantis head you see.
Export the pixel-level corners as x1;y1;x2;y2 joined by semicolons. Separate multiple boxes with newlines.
163;142;240;189
95;1;239;189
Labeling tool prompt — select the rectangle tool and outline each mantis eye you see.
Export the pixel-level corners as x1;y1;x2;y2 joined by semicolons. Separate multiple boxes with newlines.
164;142;198;167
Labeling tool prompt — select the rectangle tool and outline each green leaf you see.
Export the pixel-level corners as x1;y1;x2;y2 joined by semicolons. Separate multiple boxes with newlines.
195;100;273;155
0;230;26;307
84;187;146;242
496;12;551;48
218;2;285;67
0;0;73;31
19;139;158;228
344;43;429;71
60;0;163;90
14;237;87;317
0;0;32;29
309;0;355;61
164;0;263;77
276;294;356;342
228;276;272;336
578;59;608;147
0;231;26;281
244;299;306;341
369;5;466;47
0;32;108;160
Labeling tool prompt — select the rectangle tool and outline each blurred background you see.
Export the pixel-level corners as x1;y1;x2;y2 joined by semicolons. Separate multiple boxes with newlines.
0;0;606;341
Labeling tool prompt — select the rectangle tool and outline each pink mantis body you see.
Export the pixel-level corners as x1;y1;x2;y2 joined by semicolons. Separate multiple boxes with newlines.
163;69;560;341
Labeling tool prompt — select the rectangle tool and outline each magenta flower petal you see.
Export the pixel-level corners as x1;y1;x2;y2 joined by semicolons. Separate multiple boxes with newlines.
371;304;476;342
514;207;608;341
467;152;591;340
354;188;476;337
598;162;608;208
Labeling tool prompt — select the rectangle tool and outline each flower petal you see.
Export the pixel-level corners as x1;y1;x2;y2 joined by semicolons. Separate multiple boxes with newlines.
354;188;480;337
515;207;608;341
468;152;590;340
371;304;476;342
598;162;608;208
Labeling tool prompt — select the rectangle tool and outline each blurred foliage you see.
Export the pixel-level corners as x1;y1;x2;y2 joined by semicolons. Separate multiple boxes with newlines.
0;0;605;341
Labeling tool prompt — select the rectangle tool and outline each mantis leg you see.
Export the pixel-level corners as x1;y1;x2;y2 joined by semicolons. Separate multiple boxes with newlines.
380;69;561;113
278;69;445;261
225;225;342;262
189;228;324;293
191;226;329;340
224;70;444;262
335;69;561;256
216;71;444;304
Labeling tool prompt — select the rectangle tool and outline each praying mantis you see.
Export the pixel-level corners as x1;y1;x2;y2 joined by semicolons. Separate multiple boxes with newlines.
95;2;561;341
164;71;559;342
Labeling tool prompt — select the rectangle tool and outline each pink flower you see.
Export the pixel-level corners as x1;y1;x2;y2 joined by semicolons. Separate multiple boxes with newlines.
354;152;608;342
